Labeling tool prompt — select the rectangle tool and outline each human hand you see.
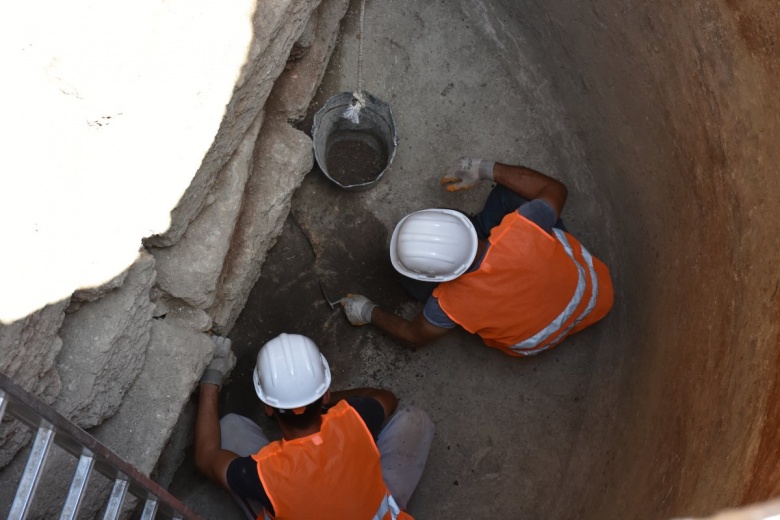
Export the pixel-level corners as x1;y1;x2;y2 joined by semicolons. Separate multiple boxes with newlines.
440;157;495;191
340;294;377;325
200;335;237;389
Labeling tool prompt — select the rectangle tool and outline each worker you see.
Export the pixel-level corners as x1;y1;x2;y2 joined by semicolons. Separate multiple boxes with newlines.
194;333;435;519
340;157;614;356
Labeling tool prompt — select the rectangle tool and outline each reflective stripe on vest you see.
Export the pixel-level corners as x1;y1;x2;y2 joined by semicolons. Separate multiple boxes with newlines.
262;491;401;520
373;493;403;520
509;228;599;355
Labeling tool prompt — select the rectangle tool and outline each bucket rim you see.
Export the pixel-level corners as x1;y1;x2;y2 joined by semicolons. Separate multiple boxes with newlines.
311;90;398;191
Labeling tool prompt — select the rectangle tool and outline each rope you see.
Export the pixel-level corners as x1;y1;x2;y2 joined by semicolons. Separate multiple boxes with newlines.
357;0;365;93
343;0;367;124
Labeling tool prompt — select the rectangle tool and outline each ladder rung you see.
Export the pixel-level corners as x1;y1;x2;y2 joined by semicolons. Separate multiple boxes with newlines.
102;478;129;520
10;423;55;519
59;452;95;520
1;371;200;519
141;497;159;520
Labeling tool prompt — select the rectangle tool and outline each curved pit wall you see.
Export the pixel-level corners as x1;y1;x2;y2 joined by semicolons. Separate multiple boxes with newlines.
502;1;780;518
1;1;778;518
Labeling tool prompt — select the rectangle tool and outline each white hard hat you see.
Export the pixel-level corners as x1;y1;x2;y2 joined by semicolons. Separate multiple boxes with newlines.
253;333;331;410
390;209;478;282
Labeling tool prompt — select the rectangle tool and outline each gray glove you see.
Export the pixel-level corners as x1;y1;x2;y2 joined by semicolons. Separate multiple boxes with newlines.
200;335;237;389
340;294;377;326
440;157;495;191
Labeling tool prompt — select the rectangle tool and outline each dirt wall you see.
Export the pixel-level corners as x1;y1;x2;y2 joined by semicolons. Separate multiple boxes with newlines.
495;1;780;517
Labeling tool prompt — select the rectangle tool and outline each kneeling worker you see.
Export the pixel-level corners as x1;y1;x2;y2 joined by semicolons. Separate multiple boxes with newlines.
340;158;614;357
194;333;434;519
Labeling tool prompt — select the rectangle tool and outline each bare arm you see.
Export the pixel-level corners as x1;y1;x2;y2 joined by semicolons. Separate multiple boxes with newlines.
194;384;239;489
328;387;399;420
370;306;451;348
492;163;568;217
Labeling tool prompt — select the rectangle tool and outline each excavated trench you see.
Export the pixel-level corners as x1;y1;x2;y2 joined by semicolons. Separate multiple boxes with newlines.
170;1;780;519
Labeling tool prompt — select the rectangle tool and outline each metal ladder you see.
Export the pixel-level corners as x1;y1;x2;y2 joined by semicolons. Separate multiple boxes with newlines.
0;371;201;520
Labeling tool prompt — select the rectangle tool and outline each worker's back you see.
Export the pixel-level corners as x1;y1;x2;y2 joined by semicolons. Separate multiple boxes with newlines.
435;211;613;355
253;401;410;520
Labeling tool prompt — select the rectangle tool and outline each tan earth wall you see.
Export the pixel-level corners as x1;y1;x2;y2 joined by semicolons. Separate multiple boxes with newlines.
502;1;780;518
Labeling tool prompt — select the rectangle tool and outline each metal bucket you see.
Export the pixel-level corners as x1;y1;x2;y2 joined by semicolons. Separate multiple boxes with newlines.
312;91;398;191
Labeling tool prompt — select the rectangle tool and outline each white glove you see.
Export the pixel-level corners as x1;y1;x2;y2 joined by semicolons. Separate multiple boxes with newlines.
440;157;495;191
200;335;237;389
340;294;377;326
211;335;232;358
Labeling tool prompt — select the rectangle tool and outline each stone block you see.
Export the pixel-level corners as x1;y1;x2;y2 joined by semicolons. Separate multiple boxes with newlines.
270;0;351;123
0;301;67;467
209;118;313;333
54;251;156;429
146;0;322;248
66;270;128;314
298;12;318;49
164;305;214;334
91;319;213;474
151;113;264;309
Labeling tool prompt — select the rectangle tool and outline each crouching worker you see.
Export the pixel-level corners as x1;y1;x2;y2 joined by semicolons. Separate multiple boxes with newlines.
341;158;614;357
194;333;435;519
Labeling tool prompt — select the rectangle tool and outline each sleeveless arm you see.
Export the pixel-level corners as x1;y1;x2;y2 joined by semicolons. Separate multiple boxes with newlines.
194;384;239;489
493;163;568;217
370;306;452;348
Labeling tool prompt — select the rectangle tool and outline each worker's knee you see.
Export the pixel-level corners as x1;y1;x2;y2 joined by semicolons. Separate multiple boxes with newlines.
219;413;251;433
219;413;269;456
405;406;435;435
385;405;436;442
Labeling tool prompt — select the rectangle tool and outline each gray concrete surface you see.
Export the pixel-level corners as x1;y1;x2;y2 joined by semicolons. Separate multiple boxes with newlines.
170;1;619;518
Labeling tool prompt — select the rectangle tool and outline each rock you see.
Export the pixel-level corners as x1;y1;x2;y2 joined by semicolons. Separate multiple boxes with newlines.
146;0;322;248
91;319;213;474
0;0;334;512
164;305;214;333
206;0;351;333
0;319;213;519
270;0;351;123
66;270;128;314
0;301;67;467
151;113;264;309
54;251;156;429
209;118;313;333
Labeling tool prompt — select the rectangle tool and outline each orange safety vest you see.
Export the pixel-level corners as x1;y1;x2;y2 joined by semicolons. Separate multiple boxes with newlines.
433;211;613;356
251;401;412;520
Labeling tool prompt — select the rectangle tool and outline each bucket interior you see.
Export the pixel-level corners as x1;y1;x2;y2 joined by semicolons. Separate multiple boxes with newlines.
313;91;398;190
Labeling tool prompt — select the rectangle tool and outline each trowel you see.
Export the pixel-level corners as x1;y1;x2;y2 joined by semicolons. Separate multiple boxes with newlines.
319;282;341;309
